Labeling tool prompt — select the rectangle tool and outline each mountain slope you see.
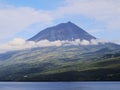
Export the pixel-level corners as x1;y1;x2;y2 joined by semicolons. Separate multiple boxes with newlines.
0;44;120;81
28;21;96;41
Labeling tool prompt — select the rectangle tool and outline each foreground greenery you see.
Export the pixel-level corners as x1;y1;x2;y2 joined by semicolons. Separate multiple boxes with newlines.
0;43;120;81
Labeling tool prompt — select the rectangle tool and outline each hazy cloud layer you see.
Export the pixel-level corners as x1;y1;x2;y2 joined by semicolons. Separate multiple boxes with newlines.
0;38;110;53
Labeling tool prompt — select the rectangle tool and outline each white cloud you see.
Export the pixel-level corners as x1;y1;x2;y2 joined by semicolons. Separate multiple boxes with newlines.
90;39;108;45
0;38;64;53
0;38;113;53
0;4;53;41
81;40;90;45
110;40;120;44
55;0;120;30
8;38;26;45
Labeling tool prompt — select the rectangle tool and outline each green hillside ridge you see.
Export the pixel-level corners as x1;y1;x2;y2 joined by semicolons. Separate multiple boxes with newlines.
0;44;120;81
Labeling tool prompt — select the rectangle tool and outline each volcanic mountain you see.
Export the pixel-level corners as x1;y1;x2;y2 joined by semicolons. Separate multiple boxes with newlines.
28;21;96;41
0;22;120;81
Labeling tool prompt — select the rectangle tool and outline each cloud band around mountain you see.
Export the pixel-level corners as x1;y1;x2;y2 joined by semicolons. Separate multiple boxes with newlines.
0;38;110;53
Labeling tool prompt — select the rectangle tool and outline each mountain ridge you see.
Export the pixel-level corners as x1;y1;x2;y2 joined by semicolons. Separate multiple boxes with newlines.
28;21;96;41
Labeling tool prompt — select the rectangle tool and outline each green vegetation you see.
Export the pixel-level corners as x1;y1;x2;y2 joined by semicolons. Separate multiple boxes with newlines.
0;44;120;81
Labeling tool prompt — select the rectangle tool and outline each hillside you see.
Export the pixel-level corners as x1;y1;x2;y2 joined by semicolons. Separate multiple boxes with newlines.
0;43;120;81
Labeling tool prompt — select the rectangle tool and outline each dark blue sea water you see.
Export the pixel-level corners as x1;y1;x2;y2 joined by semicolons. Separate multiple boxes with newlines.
0;82;119;90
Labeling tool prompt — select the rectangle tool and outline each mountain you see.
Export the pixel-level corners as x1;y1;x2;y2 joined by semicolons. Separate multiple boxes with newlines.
28;21;96;41
0;22;120;81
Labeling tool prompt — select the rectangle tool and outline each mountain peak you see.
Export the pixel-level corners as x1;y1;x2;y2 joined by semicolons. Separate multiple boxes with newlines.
28;22;96;41
60;21;72;24
56;21;75;27
67;21;72;24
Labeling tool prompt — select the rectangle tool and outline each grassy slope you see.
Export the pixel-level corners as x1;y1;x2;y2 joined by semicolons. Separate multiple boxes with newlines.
0;56;120;81
0;44;120;81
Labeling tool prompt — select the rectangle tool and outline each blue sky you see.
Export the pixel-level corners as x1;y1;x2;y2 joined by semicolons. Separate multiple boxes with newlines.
0;0;120;44
0;0;65;10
